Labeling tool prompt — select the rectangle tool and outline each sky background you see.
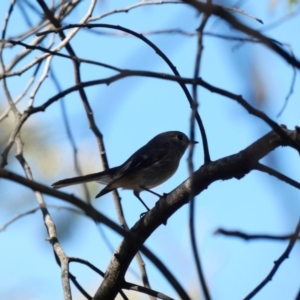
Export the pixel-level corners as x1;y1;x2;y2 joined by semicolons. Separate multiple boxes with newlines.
1;0;300;299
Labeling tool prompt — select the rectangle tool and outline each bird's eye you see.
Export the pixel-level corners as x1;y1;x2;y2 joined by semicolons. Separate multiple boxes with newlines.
177;134;183;141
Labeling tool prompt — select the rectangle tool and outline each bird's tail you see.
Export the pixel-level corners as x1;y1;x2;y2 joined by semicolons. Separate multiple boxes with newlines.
52;167;117;189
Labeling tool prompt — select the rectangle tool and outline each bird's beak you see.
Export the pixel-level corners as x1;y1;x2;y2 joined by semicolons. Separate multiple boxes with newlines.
189;140;198;145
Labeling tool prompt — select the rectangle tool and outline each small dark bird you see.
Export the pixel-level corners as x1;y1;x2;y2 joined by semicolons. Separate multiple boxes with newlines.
52;131;197;210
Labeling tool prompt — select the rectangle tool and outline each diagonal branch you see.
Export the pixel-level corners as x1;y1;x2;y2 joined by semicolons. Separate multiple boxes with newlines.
244;219;300;300
254;162;300;191
182;1;300;69
93;127;300;299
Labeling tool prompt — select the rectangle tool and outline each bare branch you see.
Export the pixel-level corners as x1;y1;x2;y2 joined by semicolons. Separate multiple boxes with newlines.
15;153;72;299
244;219;300;299
182;1;300;70
254;162;300;191
0;205;83;232
221;5;263;24
189;7;211;300
215;228;300;241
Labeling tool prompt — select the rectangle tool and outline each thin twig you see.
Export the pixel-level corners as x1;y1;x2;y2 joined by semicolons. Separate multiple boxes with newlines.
89;1;184;22
254;162;300;191
222;5;263;24
0;61;41;121
215;228;300;241
189;7;211;300
0;38;121;79
0;205;83;232
3;0;80;74
182;1;300;69
276;47;297;117
261;6;300;32
244;219;300;300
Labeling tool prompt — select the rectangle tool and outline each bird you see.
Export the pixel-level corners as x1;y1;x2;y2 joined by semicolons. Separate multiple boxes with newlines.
52;131;198;211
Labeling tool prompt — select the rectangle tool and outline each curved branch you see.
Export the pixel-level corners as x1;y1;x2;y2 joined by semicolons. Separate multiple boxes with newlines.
37;22;211;165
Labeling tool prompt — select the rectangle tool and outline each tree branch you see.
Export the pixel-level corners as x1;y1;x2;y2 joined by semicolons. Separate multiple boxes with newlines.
93;127;300;299
244;219;300;299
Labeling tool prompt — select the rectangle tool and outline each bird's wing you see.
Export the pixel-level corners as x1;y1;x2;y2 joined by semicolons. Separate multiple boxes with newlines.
111;144;169;182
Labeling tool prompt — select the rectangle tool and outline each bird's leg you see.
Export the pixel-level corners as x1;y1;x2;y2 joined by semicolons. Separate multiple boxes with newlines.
135;188;168;224
133;190;150;212
139;185;162;198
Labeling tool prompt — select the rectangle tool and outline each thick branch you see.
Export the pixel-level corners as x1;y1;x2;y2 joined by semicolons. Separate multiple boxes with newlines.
93;127;300;299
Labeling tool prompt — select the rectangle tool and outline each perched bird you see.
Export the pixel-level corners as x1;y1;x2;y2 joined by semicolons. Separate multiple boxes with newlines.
52;131;197;210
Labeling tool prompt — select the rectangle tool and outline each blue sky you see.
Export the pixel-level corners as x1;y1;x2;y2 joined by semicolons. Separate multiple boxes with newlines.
1;1;300;299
